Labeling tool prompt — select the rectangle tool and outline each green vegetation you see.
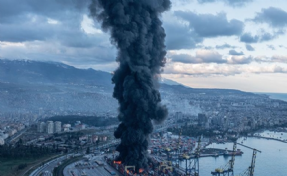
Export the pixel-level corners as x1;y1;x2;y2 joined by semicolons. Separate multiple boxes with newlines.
0;155;56;176
47;115;119;127
0;140;62;176
0;143;61;159
168;125;215;137
53;131;84;138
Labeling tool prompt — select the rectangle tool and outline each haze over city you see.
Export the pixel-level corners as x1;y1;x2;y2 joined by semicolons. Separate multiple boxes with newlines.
1;0;287;93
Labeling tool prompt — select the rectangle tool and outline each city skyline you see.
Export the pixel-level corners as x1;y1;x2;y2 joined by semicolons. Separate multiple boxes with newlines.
0;0;287;93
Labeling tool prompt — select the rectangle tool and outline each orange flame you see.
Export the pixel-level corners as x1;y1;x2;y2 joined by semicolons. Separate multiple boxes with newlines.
114;161;122;164
139;168;144;173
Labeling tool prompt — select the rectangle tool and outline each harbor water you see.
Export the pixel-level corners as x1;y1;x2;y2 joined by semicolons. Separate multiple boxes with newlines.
179;135;287;176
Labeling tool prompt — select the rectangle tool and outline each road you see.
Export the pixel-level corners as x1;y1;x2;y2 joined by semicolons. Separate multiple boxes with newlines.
27;140;120;176
29;155;68;176
5;129;27;144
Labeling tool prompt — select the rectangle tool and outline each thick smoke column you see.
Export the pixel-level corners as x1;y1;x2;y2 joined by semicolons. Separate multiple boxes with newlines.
90;0;171;170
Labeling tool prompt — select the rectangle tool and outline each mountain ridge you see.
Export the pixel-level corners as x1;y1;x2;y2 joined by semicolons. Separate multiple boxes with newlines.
0;59;262;116
0;59;254;95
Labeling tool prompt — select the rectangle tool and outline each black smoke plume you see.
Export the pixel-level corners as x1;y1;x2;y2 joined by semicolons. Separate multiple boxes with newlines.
89;0;171;170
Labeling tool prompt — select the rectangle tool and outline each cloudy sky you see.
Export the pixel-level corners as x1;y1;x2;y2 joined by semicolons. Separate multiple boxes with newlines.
1;0;287;93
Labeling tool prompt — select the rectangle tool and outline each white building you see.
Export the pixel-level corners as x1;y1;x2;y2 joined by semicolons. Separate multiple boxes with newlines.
54;121;62;133
0;137;4;145
63;124;71;132
37;122;46;133
46;121;54;134
0;132;8;139
8;129;17;136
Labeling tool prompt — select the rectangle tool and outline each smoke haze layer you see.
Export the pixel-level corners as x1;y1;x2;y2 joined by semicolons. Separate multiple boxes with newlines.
89;0;171;170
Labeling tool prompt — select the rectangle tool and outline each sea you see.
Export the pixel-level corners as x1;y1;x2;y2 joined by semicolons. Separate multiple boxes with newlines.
179;131;287;176
256;92;287;102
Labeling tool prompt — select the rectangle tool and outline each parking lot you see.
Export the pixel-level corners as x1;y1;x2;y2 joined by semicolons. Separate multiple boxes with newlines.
63;156;121;176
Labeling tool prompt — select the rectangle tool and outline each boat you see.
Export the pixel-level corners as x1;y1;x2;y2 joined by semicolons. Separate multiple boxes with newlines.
223;149;243;156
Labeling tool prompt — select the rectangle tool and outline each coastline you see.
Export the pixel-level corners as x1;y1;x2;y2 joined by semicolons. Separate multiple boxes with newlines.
207;129;287;146
256;92;287;102
252;135;287;143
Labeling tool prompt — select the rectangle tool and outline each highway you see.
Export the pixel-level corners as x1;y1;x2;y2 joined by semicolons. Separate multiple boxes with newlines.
27;140;120;176
29;155;69;176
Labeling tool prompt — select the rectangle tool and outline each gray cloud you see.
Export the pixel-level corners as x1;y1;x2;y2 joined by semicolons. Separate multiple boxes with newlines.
164;22;203;50
252;7;287;28
174;11;244;37
267;45;275;50
260;32;274;42
273;66;287;73
216;44;236;49
0;40;117;65
171;50;226;64
279;45;287;49
240;33;259;43
0;22;50;42
0;0;101;45
0;0;118;65
240;30;283;43
229;50;244;55
272;55;287;63
228;55;253;64
261;30;285;41
187;50;226;63
164;63;287;76
197;0;253;7
245;44;255;51
0;0;89;24
195;44;214;50
0;19;107;48
171;54;197;63
203;46;213;50
254;55;287;64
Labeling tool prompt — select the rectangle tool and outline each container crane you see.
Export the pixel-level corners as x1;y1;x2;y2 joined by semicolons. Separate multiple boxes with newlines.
165;147;172;161
211;142;237;176
182;135;201;176
236;143;262;176
175;128;182;168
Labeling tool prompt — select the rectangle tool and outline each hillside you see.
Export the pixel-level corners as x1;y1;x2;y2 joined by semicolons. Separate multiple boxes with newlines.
0;59;263;117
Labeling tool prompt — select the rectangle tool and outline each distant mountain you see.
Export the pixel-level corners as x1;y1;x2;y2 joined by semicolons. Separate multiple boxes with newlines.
0;59;112;87
161;84;255;96
0;59;259;117
160;78;182;86
0;59;252;93
0;59;185;88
